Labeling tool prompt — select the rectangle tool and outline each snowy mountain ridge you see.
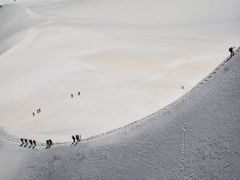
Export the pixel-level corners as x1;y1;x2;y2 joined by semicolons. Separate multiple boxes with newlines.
1;1;240;179
0;48;239;179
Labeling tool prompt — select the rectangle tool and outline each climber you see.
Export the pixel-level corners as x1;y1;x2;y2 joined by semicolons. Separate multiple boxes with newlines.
72;135;76;144
46;140;50;149
48;139;53;147
33;140;36;147
29;139;33;146
37;108;41;113
229;47;235;57
76;135;81;142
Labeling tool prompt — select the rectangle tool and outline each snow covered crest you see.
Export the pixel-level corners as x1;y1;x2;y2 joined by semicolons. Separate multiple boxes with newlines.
0;49;240;179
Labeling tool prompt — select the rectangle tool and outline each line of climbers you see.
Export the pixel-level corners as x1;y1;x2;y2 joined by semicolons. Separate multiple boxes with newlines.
20;138;37;149
20;134;82;149
71;134;81;145
19;46;236;151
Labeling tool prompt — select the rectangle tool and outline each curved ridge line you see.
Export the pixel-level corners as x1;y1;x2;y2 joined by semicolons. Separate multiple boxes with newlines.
0;47;239;147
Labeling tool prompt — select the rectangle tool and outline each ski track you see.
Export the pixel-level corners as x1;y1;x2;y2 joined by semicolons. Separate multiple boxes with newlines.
175;48;239;178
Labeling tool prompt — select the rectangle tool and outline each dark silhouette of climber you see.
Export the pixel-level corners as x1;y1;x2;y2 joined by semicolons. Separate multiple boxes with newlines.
46;140;49;149
229;47;235;57
71;94;73;98
32;140;36;148
72;135;76;144
46;139;53;149
36;108;41;113
20;138;24;146
29;140;33;146
24;139;28;147
76;135;81;142
78;92;80;96
32;112;35;116
49;139;53;145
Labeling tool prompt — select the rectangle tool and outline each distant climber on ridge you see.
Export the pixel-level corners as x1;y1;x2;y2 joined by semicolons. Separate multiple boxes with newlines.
46;140;49;149
72;135;76;144
29;139;33;146
20;138;24;145
229;46;235;57
76;134;81;142
46;139;53;149
33;140;36;147
48;139;53;148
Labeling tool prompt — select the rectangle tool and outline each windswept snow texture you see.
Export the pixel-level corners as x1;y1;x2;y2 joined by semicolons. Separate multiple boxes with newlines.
1;49;240;179
0;0;240;141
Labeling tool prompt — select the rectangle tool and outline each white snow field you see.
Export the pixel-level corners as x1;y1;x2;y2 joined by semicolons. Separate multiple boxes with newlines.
0;0;239;141
0;0;240;180
0;48;240;179
0;0;240;179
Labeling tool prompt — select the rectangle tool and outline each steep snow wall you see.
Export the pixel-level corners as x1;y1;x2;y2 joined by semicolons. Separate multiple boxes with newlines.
0;48;239;179
0;4;32;54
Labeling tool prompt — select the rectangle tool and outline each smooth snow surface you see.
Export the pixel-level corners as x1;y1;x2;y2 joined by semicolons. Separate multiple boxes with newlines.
0;0;240;179
0;3;32;54
0;0;239;141
0;48;240;179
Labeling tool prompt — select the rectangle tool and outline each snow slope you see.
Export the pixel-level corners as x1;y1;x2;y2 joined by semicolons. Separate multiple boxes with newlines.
0;48;239;179
0;0;239;141
0;3;33;54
